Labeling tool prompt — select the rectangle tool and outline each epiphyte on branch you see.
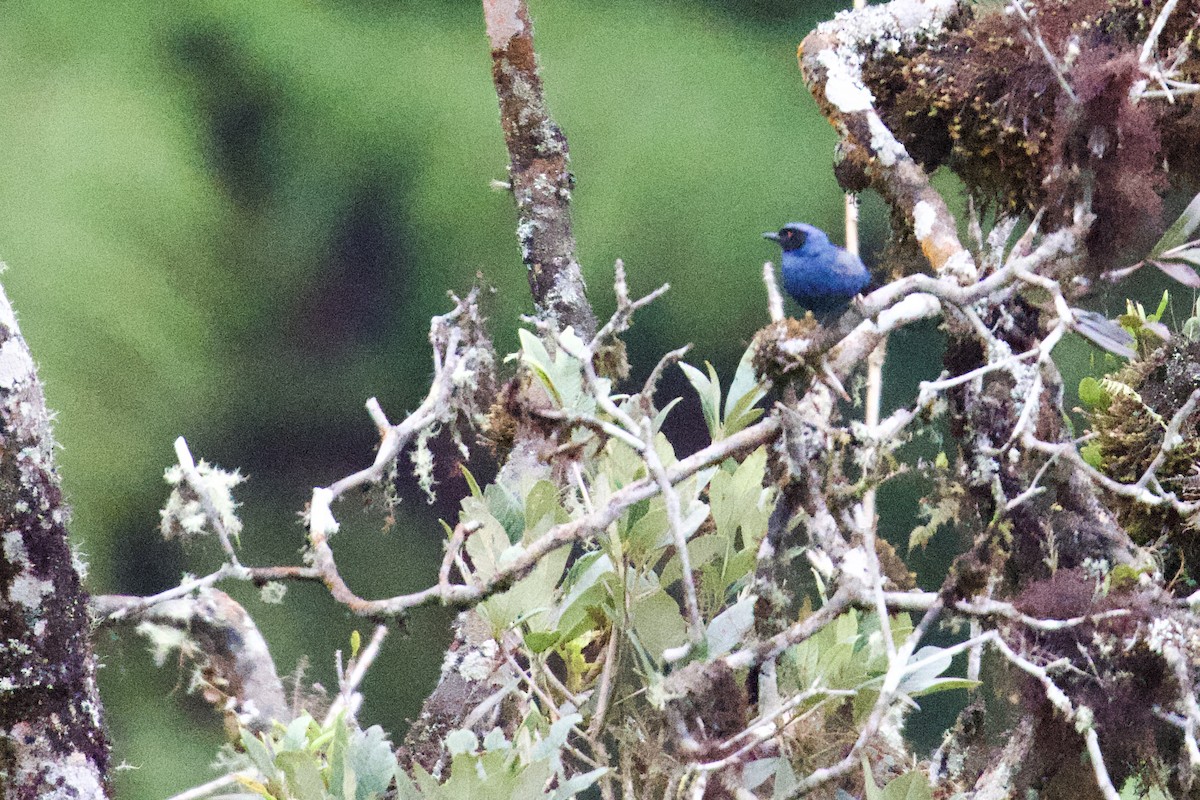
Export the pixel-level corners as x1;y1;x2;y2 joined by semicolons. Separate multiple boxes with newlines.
763;222;870;319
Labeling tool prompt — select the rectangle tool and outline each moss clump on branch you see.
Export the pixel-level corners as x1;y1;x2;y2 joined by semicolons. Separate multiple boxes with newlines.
1010;569;1177;795
1087;338;1200;587
864;0;1200;266
751;316;823;384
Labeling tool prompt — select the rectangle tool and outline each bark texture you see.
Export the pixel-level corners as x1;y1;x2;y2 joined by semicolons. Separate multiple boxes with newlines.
0;283;108;799
484;0;596;340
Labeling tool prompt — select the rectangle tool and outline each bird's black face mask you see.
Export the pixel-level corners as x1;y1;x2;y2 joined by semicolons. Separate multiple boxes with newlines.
763;227;808;251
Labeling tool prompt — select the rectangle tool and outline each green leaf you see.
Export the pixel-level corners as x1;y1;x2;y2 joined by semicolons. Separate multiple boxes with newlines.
327;717;354;800
863;756;885;800
1118;778;1172;799
241;729;279;782
1152;289;1171;323
653;396;683;432
1080;441;1104;469
772;758;798;800
630;587;689;663
275;751;326;800
516;328;597;414
486;482;526;544
554;554;617;643
910;677;980;695
1150;191;1200;258
461;464;483;499
508;759;553;800
481;545;568;632
530;713;582;761
463;515;512;582
626;502;667;556
552;767;609;800
523;630;560;653
518;329;565;407
524;480;563;532
627;499;709;559
724;345;768;437
705;595;755;657
410;762;440;797
1183;299;1200;342
661;534;726;588
709;447;770;545
393;768;421;800
444;729;478;757
897;645;953;696
879;770;933;800
280;714;314;752
1078;376;1111;410
679;361;722;440
348;726;398;800
481;728;509;752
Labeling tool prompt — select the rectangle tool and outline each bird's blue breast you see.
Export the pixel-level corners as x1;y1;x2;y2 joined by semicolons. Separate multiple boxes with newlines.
780;247;870;314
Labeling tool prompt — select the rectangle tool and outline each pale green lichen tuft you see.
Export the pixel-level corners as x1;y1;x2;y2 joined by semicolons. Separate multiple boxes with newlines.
159;460;245;542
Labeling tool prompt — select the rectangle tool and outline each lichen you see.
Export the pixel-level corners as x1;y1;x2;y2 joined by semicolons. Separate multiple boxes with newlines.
483;0;525;51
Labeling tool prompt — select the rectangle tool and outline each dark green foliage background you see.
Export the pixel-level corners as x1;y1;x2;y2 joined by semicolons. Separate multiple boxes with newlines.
0;1;1172;797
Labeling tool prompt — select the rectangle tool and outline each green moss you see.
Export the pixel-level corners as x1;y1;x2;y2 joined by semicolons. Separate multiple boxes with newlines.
1089;339;1200;587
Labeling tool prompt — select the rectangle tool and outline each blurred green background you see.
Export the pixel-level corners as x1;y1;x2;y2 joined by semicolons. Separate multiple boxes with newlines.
0;0;1179;797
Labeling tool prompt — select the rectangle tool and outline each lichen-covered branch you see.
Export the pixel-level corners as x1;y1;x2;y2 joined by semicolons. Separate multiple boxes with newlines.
794;1;1200;795
93;588;289;734
484;0;596;339
0;281;108;799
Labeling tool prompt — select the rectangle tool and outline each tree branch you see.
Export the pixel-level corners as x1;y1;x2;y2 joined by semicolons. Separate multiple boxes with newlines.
0;281;109;798
484;0;596;339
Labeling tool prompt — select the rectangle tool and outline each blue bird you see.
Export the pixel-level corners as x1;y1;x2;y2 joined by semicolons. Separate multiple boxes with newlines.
763;223;870;317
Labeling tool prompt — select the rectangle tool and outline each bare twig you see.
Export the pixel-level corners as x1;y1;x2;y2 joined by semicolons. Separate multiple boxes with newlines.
325;624;389;725
1008;0;1078;103
763;262;784;323
162;771;251;800
1140;0;1182;65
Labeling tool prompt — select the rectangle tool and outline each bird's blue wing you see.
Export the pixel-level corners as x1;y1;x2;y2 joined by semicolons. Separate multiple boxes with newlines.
833;249;871;293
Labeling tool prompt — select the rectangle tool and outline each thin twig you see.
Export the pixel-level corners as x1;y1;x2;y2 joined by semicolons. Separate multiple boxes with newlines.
1009;0;1078;103
1140;0;1182;64
163;771;251;800
324;624;389;725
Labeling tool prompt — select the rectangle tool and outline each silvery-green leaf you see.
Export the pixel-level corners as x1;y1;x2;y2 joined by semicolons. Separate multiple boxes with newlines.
483;727;509;752
1150;191;1200;257
349;725;397;800
742;758;777;791
1151;258;1200;288
275;751;324;800
530;713;582;762
551;767;609;799
706;596;755;657
897;645;953;696
679;361;722;439
630;588;689;663
444;729;478;757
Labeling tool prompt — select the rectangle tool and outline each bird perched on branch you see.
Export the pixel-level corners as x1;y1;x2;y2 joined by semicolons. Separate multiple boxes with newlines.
763;222;870;318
